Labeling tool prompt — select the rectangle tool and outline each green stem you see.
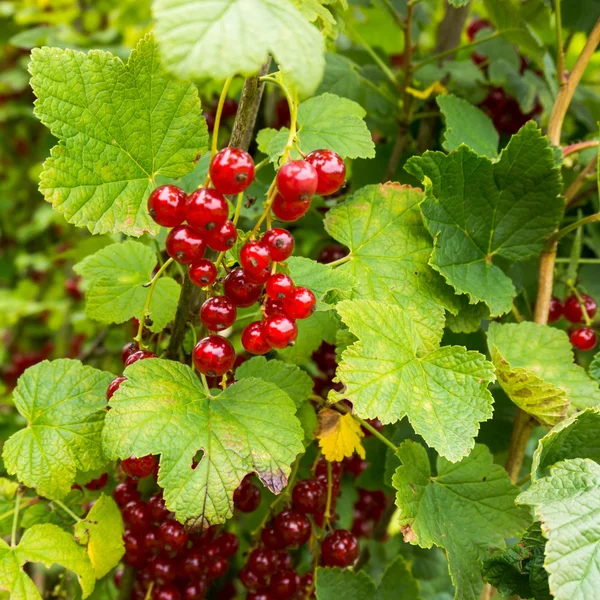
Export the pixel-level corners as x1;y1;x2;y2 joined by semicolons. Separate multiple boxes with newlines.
550;212;600;244
565;280;593;326
379;0;404;30
210;76;234;159
555;0;565;84
324;461;333;529
11;490;22;547
200;373;213;397
54;499;82;523
188;321;197;351
254;157;269;173
556;257;600;263
232;191;244;227
326;254;352;268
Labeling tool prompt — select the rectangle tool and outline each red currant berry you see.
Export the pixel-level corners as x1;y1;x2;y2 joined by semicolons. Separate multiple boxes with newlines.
153;583;181;600
216;531;239;558
84;473;108;491
261;522;286;550
344;454;368;478
148;493;169;522
234;478;261;512
206;219;237;251
317;244;348;264
356;489;386;520
64;276;83;300
273;510;311;547
274;551;292;570
247;592;272;600
282;287;316;320
123;529;144;557
272;194;310;222
264;315;298;349
563;294;597;323
300;572;314;592
467;18;493;41
158;520;188;553
248;548;278;576
264;298;286;317
193;335;235;377
121;342;139;364
241;241;272;273
181;580;208;600
242;321;272;355
262;228;295;262
107;376;126;400
122;455;157;478
181;548;206;578
186;188;229;232
266;274;294;300
200;296;237;331
207;556;229;578
548;296;563;323
240;566;267;590
292;480;323;515
223;268;263;307
123;500;151;532
321;530;359;567
305;149;346;196
269;569;300;599
276;160;318;203
570;326;598;351
166;225;206;264
142;527;161;555
189;259;217;287
124;350;157;367
148;185;187;228
114;480;140;506
209;147;255;195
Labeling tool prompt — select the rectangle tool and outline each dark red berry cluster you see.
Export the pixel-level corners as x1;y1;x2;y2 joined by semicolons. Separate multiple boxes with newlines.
548;293;598;351
106;340;157;402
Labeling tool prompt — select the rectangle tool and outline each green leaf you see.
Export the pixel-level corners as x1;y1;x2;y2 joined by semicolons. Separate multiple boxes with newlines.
518;458;600;600
102;359;304;525
394;441;531;600
286;256;356;311
74;241;180;332
324;183;459;325
3;360;112;500
445;298;490;334
447;0;469;5
256;128;279;155
488;322;600;425
74;494;124;579
0;523;95;599
590;352;600;383
235;356;313;409
405;122;563;316
268;93;375;160
153;0;325;97
333;300;495;462
31;34;208;237
436;94;498;158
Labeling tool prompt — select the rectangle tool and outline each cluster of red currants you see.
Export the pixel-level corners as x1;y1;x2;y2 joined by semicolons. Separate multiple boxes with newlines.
549;293;598;351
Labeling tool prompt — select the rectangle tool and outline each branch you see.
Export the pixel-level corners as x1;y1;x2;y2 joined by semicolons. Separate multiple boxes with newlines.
564;153;599;206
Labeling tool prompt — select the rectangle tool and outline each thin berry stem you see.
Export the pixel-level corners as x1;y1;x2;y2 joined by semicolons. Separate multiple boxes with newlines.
550;211;600;244
326;254;352;268
323;461;333;529
54;499;82;523
232;191;244;227
563;140;599;157
565;280;593;326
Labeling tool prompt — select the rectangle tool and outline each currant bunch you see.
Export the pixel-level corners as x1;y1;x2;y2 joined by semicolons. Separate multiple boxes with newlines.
547;293;598;351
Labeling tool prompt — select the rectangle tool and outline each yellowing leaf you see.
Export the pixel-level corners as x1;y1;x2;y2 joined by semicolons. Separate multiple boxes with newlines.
406;82;447;100
316;409;365;462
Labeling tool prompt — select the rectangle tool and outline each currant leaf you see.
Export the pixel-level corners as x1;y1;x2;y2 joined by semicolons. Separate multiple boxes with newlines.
2;360;112;500
102;359;304;525
31;34;207;236
406;122;563;316
316;410;365;462
393;441;531;600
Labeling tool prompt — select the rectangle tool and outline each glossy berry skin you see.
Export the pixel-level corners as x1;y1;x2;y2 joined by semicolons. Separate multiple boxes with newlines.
273;510;311;547
107;376;126;400
181;581;207;600
200;296;237;331
193;335;235;377
121;342;139;364
240;566;267;590
269;569;300;599
563;294;597;323
207;556;228;578
122;455;157;478
292;479;323;514
248;548;278;576
158;520;188;553
262;228;294;262
242;321;272;355
124;350;157;367
153;583;181;600
189;259;217;287
261;522;286;550
123;500;151;532
216;531;239;558
148;185;187;227
206;219;237;251
276;160;318;203
272;194;310;222
548;296;563;323
143;527;161;554
186;188;229;232
317;244;348;264
148;493;169;522
321;530;359;567
241;241;272;274
84;473;108;491
305;149;346;195
264;315;298;349
570;327;598;351
223;268;263;307
283;287;316;320
149;556;177;583
266;274;294;300
210;147;255;195
114;481;140;507
233;478;261;512
264;298;286;318
166;225;206;265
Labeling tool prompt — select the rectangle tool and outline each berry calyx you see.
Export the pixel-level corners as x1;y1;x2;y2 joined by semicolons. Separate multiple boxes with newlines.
206;219;237;251
570;326;598;351
122;455;157;478
158;520;188;553
548;296;563;323
273;509;311;547
166;225;206;265
200;296;237;331
223;268;263;307
262;228;295;262
242;321;272;355
264;315;298;349
210;147;255;195
193;335;235;377
147;185;187;228
276;160;318;203
189;259;217;287
124;350;157;366
186;188;229;232
563;294;597;323
271;194;310;222
282;287;316;320
266;273;294;300
321;529;359;567
305;149;346;195
107;375;126;400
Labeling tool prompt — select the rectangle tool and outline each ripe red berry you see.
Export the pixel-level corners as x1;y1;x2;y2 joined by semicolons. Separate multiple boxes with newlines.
283;287;316;320
240;565;267;590
261;522;286;550
121;342;139;363
563;294;597;323
124;350;157;367
272;194;310;222
186;188;229;232
181;580;208;600
216;531;239;558
233;477;261;513
84;473;108;491
269;568;300;599
153;583;181;600
467;18;493;41
262;228;295;262
122;455;157;479
147;185;187;227
166;225;206;264
210;147;255;195
114;480;140;507
142;526;161;555
241;241;272;277
189;259;217;287
149;556;177;583
148;493;169;522
276;160;318;203
292;479;323;515
305;149;346;195
247;592;271;600
570;326;598;351
321;529;359;567
206;219;237;251
248;547;278;576
223;268;263;307
264;315;298;349
548;296;563;323
242;321;272;355
107;376;126;400
266;274;294;300
200;296;237;331
193;335;235;377
158;520;188;553
317;244;348;264
123;500;151;532
264;298;286;317
207;556;229;579
123;529;144;560
273;510;311;548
